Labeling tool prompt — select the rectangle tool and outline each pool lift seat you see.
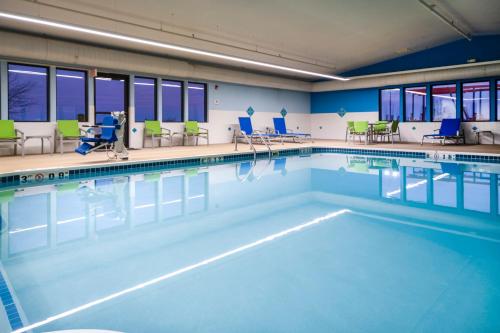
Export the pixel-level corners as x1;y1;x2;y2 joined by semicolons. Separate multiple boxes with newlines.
75;111;129;160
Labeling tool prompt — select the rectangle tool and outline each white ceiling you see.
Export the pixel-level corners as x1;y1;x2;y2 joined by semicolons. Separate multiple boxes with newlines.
0;0;499;80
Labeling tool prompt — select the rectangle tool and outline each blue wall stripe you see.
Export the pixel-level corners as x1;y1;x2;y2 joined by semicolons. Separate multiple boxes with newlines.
311;88;378;114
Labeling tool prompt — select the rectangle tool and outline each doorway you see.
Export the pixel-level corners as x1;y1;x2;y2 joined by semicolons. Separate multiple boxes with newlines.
94;73;129;146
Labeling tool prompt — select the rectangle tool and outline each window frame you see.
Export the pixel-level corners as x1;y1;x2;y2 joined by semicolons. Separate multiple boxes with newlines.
187;81;208;123
430;82;457;122
496;79;500;122
403;85;427;122
7;62;50;122
460;80;490;122
378;87;401;121
55;67;89;122
161;79;184;123
134;76;157;123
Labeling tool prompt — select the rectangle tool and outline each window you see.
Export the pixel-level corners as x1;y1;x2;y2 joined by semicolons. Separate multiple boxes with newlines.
8;63;48;121
162;80;183;122
404;87;426;121
462;81;490;121
188;82;207;122
432;84;456;121
380;88;400;121
497;80;500;121
56;69;87;121
134;77;156;122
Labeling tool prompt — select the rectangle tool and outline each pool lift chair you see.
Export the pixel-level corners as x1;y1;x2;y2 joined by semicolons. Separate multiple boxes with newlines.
75;111;129;160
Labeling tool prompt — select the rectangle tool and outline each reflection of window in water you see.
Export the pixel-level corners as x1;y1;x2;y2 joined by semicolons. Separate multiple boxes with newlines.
133;179;157;225
433;171;456;207
382;169;401;199
406;168;428;203
187;172;207;214
162;175;184;220
56;185;87;244
464;172;490;213
93;178;129;232
8;193;50;255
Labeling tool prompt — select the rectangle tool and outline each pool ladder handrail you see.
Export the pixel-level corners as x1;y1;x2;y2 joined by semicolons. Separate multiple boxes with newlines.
234;129;273;160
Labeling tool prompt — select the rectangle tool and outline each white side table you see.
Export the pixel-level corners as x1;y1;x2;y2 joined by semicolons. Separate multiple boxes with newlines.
475;131;495;144
25;135;53;154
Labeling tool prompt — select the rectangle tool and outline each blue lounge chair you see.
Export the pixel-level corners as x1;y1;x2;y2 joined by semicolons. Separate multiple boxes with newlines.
273;118;312;143
237;117;281;144
421;119;464;145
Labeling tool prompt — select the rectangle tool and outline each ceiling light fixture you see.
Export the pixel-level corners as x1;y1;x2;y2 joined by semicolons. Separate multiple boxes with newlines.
0;11;349;81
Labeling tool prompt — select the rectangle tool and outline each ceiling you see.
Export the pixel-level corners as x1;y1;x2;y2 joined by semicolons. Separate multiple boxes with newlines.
0;0;499;80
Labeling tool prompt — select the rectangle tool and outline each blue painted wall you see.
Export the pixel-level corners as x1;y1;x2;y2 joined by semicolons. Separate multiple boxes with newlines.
311;88;378;114
341;35;500;77
208;82;310;113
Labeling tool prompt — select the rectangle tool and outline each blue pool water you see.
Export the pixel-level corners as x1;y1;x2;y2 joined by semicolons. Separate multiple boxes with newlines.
0;153;499;333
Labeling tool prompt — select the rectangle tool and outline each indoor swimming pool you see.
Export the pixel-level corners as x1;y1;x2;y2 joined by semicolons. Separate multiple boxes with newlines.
0;153;499;332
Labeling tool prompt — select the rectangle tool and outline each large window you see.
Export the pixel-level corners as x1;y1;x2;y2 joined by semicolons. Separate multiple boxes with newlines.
162;80;183;122
432;84;456;121
462;81;490;121
188;82;207;122
8;63;48;121
380;88;400;121
134;77;156;122
404;87;426;122
56;69;87;121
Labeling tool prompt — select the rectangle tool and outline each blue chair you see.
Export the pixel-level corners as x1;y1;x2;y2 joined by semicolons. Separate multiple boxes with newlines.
76;116;119;155
273;118;312;143
421;119;464;145
237;117;280;144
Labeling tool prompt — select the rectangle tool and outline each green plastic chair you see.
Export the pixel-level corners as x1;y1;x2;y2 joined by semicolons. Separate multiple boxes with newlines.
174;121;209;146
353;121;369;144
0;120;24;156
372;121;389;142
345;121;355;142
55;120;85;154
144;120;172;148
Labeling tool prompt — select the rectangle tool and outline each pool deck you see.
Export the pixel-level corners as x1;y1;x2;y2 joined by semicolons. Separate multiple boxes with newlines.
0;140;499;174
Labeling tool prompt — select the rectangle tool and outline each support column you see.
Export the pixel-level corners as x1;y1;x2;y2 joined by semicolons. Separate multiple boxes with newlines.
183;80;189;122
0;61;7;119
157;77;162;122
49;66;57;122
87;73;95;124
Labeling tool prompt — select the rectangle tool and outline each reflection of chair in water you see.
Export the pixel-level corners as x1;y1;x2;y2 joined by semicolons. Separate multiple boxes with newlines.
235;159;273;182
347;156;369;173
440;162;463;176
273;158;287;176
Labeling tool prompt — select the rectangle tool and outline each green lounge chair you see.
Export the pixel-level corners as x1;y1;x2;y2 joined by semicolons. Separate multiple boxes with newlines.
144;120;172;148
353;121;369;145
55;120;86;154
174;121;209;146
0;120;24;156
345;121;355;142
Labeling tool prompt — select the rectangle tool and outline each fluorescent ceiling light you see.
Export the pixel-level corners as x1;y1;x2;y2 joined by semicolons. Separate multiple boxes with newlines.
0;11;349;81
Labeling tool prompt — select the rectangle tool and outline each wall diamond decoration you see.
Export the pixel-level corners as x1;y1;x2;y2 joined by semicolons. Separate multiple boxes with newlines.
337;107;347;117
246;106;255;117
132;128;137;133
280;107;288;117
